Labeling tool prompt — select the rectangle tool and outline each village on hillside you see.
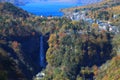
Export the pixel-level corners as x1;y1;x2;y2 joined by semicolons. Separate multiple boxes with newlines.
64;9;119;34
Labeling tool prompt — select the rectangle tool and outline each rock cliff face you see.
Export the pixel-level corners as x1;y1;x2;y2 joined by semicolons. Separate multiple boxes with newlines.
0;32;49;80
0;2;47;80
0;35;40;79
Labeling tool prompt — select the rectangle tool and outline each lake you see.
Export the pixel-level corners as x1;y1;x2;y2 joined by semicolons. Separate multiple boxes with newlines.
19;2;84;17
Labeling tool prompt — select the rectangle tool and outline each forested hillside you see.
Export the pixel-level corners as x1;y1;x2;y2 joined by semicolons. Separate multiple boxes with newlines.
0;3;40;80
42;0;120;80
0;1;120;80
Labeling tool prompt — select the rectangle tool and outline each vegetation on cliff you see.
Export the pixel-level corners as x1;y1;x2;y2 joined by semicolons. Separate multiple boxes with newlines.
0;1;120;80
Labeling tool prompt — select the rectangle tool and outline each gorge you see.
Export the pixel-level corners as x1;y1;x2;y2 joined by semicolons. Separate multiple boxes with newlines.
0;0;120;80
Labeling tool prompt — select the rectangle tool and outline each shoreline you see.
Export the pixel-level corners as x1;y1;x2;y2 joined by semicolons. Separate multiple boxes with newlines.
18;1;104;18
61;0;105;15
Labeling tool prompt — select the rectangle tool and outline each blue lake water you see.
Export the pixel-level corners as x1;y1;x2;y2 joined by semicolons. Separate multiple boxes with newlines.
19;2;84;17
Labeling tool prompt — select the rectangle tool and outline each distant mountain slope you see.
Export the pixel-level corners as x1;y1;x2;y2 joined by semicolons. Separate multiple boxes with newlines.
0;0;103;5
80;0;102;4
62;0;120;13
0;0;29;5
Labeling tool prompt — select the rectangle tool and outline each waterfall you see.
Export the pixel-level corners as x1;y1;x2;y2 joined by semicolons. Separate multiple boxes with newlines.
40;36;46;68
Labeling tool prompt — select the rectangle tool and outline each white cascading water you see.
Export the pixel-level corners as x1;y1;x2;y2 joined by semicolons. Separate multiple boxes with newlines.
40;36;46;68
